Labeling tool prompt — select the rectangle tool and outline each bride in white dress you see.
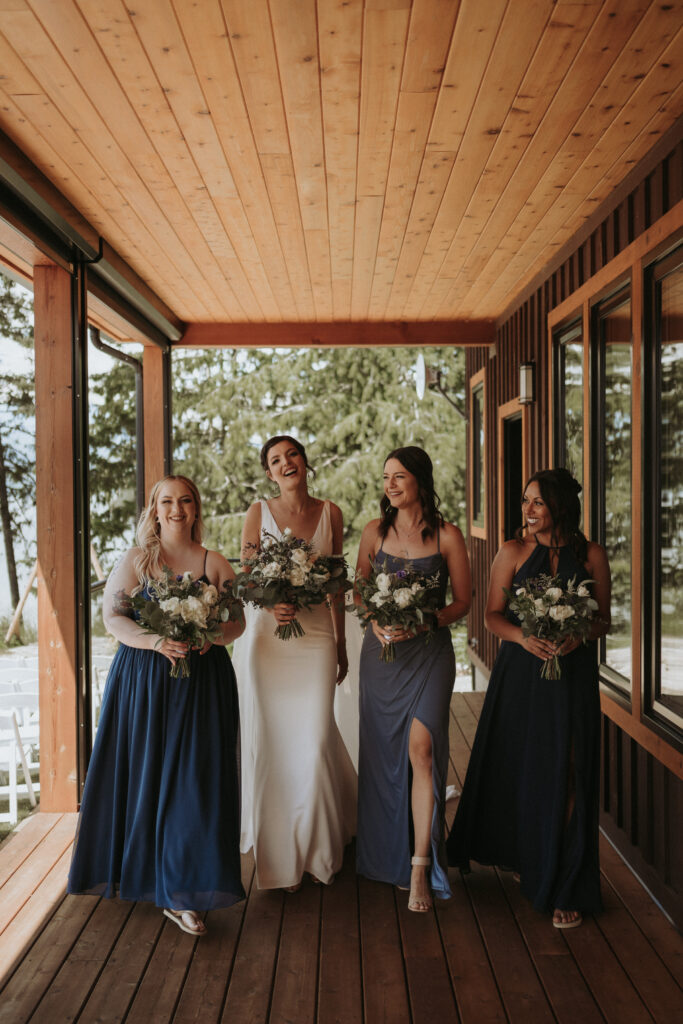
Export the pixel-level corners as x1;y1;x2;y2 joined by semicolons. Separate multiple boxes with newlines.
233;435;357;891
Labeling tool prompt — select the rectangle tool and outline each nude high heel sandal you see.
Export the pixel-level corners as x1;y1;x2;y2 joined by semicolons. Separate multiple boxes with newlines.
408;856;432;913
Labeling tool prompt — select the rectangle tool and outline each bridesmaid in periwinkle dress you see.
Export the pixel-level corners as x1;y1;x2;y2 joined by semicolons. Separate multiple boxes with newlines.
356;446;471;912
233;436;356;891
68;476;246;936
447;468;611;929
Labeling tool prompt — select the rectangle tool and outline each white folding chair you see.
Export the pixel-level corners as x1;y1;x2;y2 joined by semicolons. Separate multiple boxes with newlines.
0;707;37;825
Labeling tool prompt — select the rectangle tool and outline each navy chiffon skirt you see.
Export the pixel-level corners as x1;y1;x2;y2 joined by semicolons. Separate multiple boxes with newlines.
68;644;244;911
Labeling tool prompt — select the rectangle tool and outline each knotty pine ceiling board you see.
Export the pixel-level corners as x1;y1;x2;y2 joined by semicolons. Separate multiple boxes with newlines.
0;0;679;328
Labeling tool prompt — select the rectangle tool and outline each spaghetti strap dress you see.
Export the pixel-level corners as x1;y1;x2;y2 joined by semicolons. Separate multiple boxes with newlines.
446;540;602;915
356;530;455;899
232;500;357;889
68;551;245;912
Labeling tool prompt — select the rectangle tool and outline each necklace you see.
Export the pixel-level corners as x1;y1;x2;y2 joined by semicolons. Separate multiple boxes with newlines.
394;518;424;557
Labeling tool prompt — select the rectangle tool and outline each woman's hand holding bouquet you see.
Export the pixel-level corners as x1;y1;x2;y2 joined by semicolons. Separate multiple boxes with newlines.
354;562;442;663
127;569;244;678
232;528;351;640
504;572;598;679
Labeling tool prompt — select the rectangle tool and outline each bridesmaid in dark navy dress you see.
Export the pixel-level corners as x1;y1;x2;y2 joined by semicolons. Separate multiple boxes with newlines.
356;447;471;913
68;476;246;936
447;468;611;929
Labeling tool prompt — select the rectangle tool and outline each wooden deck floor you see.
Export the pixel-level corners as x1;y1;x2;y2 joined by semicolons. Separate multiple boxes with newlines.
1;693;682;1024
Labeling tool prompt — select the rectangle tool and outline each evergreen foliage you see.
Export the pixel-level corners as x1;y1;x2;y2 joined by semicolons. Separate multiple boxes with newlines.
170;346;466;563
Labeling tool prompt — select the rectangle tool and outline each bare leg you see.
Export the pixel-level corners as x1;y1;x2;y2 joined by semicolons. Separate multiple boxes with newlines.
408;718;434;911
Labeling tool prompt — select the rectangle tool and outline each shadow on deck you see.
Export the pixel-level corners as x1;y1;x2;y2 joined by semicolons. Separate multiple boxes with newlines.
0;693;681;1023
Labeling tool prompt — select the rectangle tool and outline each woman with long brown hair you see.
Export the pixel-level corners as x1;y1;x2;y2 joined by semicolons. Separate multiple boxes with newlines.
68;476;245;936
447;468;611;929
355;446;471;912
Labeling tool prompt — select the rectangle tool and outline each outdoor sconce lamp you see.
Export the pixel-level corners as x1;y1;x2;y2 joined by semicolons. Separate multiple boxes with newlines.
415;354;467;420
519;362;535;405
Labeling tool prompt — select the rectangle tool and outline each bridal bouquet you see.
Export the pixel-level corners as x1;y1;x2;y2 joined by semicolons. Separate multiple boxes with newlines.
354;562;442;663
504;572;598;679
127;569;244;677
232;528;351;640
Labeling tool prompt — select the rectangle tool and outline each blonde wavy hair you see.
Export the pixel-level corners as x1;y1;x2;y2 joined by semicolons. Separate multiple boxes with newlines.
133;475;204;588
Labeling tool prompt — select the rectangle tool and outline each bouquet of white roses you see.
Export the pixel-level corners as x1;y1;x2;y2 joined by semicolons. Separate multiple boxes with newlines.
232;528;351;640
354;561;442;663
127;568;244;678
504;572;598;679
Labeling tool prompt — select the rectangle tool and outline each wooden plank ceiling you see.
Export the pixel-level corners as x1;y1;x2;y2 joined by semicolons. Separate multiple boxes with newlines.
0;0;680;328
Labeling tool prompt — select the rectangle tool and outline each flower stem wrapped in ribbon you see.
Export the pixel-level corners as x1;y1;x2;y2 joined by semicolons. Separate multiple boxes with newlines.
232;528;351;640
353;561;442;663
504;572;598;679
127;568;245;678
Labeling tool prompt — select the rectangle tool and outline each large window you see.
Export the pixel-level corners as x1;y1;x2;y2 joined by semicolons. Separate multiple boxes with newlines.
593;288;632;693
554;321;584;493
645;247;683;733
470;370;486;538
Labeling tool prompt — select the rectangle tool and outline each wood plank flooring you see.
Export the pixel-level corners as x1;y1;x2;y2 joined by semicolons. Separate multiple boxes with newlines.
1;693;681;1023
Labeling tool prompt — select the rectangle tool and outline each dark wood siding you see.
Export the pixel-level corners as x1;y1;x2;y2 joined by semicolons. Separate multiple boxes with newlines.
465;136;683;928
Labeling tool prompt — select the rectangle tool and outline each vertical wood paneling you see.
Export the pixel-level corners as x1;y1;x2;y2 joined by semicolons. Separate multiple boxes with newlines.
467;141;683;929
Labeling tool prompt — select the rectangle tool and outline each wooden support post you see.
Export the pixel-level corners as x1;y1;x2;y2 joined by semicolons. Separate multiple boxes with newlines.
143;343;171;495
34;264;80;812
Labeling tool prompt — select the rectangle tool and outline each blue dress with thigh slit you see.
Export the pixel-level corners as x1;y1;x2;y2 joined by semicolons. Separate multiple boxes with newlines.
357;534;455;898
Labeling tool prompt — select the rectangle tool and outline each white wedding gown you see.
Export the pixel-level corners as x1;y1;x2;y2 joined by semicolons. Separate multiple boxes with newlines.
233;499;357;888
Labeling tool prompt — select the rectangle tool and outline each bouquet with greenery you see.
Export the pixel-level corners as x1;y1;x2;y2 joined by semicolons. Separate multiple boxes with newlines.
232;528;351;640
127;569;244;677
504;572;598;679
353;561;442;663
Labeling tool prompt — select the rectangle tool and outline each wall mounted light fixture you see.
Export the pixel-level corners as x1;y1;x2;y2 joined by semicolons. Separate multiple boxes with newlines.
519;362;535;405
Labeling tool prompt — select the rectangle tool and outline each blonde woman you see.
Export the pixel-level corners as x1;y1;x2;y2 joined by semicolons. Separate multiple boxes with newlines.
68;476;245;936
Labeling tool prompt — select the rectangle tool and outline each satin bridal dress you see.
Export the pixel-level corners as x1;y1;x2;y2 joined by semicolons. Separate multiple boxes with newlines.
233;499;357;889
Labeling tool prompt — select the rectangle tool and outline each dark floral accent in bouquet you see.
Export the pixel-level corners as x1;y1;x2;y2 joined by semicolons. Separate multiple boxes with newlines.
504;572;597;680
127;568;244;678
353;561;442;663
232;528;351;640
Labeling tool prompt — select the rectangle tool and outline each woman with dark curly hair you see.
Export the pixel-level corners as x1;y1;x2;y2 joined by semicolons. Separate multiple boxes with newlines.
447;468;611;929
355;446;471;912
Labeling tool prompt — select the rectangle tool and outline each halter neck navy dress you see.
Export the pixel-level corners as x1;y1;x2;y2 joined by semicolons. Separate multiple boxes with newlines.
357;533;455;899
68;558;245;912
447;540;602;916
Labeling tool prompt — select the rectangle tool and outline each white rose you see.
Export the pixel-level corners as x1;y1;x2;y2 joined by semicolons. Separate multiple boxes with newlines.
534;598;549;616
283;527;292;536
200;584;218;606
411;582;423;594
291;548;312;570
262;536;272;549
310;569;330;583
549;605;575;622
577;584;591;597
515;587;528;597
545;587;563;603
262;562;281;577
179;596;208;627
160;597;181;614
371;592;388;606
182;571;193;584
288;566;307;587
375;573;392;595
394;588;414;609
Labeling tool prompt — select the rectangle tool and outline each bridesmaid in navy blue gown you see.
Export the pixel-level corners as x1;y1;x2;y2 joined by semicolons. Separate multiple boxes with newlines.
356;447;471;913
447;468;611;929
68;476;246;936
